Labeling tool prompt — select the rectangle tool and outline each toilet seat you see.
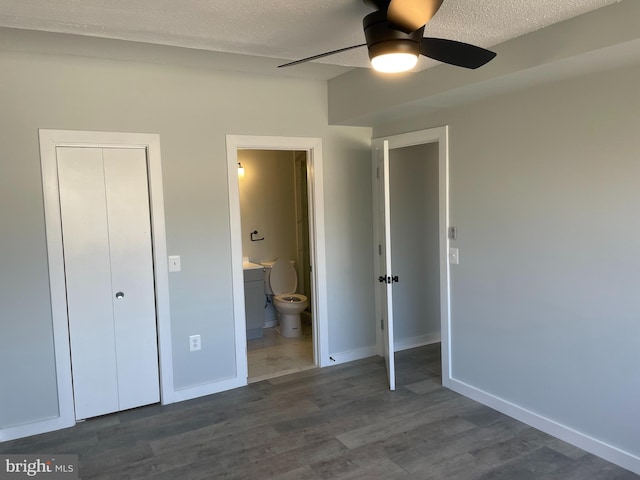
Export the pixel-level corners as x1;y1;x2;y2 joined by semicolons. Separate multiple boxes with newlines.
269;259;298;295
274;293;307;303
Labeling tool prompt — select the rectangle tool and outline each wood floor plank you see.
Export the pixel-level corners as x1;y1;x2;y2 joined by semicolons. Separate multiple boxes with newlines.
405;451;496;480
391;417;552;473
271;464;324;480
328;457;408;480
150;423;282;457
0;344;637;479
335;392;479;449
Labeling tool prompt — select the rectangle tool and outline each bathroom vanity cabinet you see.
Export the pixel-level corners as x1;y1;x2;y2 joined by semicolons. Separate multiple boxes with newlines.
243;267;265;340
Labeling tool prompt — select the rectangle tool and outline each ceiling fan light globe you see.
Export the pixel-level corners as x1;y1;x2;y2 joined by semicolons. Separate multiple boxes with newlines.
371;52;418;73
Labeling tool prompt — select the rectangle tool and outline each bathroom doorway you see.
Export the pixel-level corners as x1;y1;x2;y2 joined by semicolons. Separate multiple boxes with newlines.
372;127;451;390
226;135;329;385
238;149;314;381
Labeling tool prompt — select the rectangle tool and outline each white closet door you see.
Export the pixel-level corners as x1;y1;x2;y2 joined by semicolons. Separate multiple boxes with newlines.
58;147;120;419
58;146;159;420
103;148;159;411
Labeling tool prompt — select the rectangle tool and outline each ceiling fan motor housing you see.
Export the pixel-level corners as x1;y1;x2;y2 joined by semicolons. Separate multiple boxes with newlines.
278;0;495;70
363;10;424;61
362;0;392;10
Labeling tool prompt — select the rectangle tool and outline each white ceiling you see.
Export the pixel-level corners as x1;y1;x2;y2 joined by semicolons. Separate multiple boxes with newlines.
0;0;622;78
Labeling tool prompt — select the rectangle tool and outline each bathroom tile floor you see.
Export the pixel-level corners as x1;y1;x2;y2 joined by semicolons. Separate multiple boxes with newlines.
247;324;315;383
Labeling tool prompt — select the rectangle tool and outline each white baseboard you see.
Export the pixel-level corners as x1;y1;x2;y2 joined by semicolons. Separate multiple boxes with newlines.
2;376;248;442
449;378;640;475
394;333;441;352
0;416;75;443
328;346;378;366
172;376;247;403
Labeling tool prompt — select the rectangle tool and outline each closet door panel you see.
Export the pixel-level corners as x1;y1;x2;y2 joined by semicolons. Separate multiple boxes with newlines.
57;147;120;420
103;148;160;410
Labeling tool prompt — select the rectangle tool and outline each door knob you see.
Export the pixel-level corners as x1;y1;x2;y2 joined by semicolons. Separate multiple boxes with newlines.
115;291;125;299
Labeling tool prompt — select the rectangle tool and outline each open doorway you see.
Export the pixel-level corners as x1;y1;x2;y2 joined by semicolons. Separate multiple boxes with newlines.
372;126;451;390
238;149;314;382
226;135;330;385
389;143;441;350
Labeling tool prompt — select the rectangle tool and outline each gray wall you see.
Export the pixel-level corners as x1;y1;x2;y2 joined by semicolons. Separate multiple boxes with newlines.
0;40;374;429
238;150;297;265
389;144;440;344
374;64;640;457
324;131;378;355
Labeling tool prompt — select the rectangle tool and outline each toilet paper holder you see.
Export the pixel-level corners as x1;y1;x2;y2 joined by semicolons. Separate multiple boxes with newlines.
250;230;264;242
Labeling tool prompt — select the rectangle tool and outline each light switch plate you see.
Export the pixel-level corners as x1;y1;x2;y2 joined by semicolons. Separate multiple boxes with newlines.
168;255;181;272
449;248;460;265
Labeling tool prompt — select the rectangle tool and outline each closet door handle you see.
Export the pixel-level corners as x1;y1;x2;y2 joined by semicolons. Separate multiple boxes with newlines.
115;291;125;299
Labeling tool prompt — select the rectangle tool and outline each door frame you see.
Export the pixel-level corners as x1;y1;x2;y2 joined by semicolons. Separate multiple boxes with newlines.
226;135;330;378
23;130;174;440
372;126;452;386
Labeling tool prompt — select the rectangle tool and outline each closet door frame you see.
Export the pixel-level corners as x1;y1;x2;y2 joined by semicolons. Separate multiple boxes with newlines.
39;129;173;434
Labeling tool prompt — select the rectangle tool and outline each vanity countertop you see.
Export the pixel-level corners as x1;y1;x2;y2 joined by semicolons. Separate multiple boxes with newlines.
243;261;263;271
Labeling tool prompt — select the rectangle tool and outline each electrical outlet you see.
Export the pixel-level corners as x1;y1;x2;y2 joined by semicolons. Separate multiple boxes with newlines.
189;334;201;352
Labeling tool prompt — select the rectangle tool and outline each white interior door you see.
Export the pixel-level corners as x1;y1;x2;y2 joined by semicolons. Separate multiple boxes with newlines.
57;146;159;420
376;140;396;390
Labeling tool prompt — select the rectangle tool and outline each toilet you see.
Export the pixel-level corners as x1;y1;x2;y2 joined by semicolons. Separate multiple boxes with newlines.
263;259;308;337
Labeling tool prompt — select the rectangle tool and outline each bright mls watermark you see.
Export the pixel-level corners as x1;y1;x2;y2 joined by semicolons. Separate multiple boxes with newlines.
1;455;78;479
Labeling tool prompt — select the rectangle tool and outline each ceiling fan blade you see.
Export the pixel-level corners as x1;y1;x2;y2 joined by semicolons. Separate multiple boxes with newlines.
278;44;367;68
420;37;496;69
387;0;444;33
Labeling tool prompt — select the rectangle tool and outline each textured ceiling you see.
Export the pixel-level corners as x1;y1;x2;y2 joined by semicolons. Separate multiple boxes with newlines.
0;0;621;72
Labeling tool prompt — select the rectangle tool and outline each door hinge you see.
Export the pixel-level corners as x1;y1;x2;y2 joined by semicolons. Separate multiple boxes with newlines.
378;244;382;255
381;318;384;330
376;166;380;179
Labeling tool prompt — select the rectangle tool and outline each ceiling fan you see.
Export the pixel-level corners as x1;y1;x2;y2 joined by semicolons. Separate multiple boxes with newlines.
279;0;496;73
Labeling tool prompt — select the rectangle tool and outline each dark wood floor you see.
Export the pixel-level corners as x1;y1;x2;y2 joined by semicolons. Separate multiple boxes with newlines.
2;344;638;479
